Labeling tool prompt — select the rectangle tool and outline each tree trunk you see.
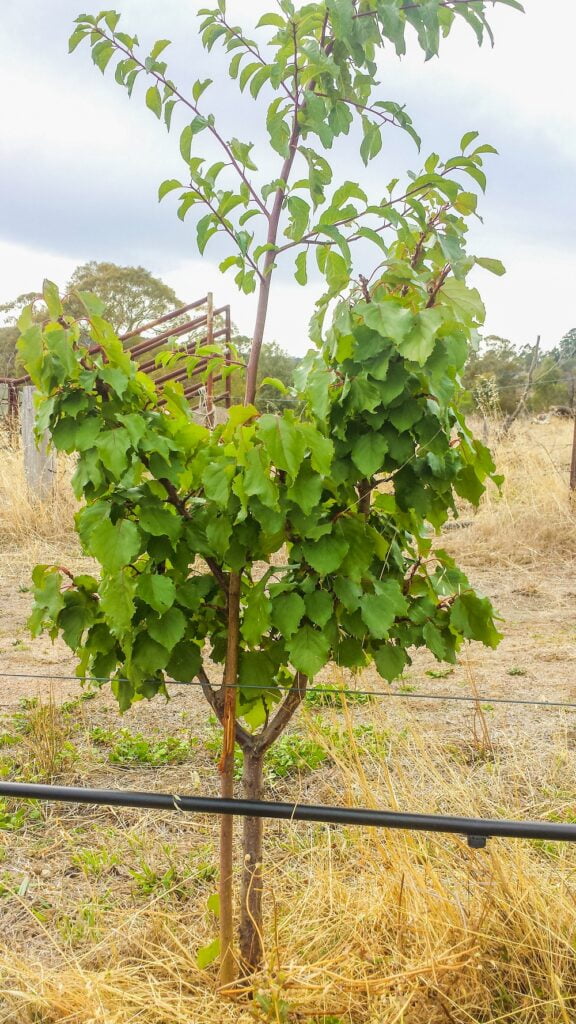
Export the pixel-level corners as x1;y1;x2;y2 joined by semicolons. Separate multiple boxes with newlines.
219;758;235;987
239;748;265;973
218;571;241;988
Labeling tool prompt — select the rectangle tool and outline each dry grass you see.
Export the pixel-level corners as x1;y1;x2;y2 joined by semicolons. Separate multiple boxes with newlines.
0;432;77;550
1;419;575;1022
448;418;576;566
1;703;576;1023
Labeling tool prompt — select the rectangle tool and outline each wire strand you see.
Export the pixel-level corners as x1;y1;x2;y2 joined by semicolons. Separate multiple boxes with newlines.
0;670;574;712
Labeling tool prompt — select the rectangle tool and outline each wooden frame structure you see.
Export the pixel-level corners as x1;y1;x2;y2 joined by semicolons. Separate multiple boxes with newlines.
1;293;239;424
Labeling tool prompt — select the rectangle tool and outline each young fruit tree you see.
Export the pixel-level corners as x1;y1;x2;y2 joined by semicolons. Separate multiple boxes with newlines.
20;0;521;982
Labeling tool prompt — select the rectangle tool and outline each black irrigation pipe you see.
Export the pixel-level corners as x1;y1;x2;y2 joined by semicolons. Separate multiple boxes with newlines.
2;780;576;850
1;670;575;713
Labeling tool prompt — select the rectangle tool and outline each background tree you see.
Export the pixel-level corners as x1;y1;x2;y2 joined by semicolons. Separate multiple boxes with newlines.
0;262;183;377
463;332;576;417
231;336;300;410
65;262;182;335
21;0;522;983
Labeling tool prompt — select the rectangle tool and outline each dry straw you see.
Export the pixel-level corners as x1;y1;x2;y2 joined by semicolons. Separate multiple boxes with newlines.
1;710;576;1023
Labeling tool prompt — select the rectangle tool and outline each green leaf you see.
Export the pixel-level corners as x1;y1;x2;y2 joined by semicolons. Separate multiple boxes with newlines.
98;428;132;476
243;449;278;509
150;38;171;59
363;302;413;343
258;414;306;480
360;582;408;639
460;130;480;153
90;519;141;572
242;588;271;646
148;607;186;650
158;178;182;201
288;625;330;678
136;574;176;614
287;465;323;515
132;633;170;673
305;590;333;627
398;309;443;365
450;593;502;649
440;278;485;326
256;12;285;28
301;535;349;576
146;84;162;118
99;572;136;633
166;640;202;683
373;643;408;682
271;592;306;638
52;417;100;453
196;938;220;970
475;256;506;276
351;433;388;476
42;279;63;319
295;250;308;286
139;505;182;543
76;290;106;316
203;460;233;507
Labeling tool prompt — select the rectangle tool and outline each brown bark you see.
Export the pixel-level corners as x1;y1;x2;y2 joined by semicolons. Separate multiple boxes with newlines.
218;571;241;988
237;672;307;974
239;748;265;973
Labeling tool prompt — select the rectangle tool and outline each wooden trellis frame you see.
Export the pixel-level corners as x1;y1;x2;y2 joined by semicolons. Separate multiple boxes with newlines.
0;294;240;495
1;293;238;422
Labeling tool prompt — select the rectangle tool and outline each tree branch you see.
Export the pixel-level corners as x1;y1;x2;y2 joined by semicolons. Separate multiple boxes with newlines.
92;26;268;217
253;672;308;755
197;664;254;751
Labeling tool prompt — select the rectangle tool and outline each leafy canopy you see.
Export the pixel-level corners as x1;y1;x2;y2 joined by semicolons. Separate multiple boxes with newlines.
18;0;520;730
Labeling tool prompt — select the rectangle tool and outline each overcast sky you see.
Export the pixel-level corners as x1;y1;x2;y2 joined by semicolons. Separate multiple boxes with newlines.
0;0;574;354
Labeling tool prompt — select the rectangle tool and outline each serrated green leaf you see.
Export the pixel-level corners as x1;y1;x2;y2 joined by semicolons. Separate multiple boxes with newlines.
166;639;202;682
97;428;132;476
139;505;182;543
148;607;186;650
450;593;502;649
305;590;333;627
301;535;349;576
475;256;506;276
373;643;408;682
90;519;141;572
351;433;388;477
136;574;176;614
288;625;330;677
242;587;271;646
258;414;306;480
158;178;182;201
361;582;408;639
271;592;305;638
42;279;62;319
363;301;413;343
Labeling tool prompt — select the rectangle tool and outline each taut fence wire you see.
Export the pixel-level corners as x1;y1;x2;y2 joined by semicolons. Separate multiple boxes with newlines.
0;669;574;713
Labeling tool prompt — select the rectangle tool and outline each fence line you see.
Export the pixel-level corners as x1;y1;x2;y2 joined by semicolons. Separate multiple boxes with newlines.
0;669;574;713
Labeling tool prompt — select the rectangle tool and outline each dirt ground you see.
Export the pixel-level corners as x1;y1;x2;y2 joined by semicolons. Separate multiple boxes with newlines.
1;541;575;752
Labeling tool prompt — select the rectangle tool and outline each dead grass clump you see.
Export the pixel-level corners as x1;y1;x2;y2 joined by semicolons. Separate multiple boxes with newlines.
448;419;576;565
1;718;576;1023
0;432;77;549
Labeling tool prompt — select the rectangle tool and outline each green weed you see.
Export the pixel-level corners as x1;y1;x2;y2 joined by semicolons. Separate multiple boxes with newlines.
91;727;196;766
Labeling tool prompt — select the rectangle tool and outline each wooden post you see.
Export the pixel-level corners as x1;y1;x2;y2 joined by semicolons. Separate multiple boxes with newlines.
205;292;214;427
21;386;56;500
565;407;569;491
225;305;232;409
